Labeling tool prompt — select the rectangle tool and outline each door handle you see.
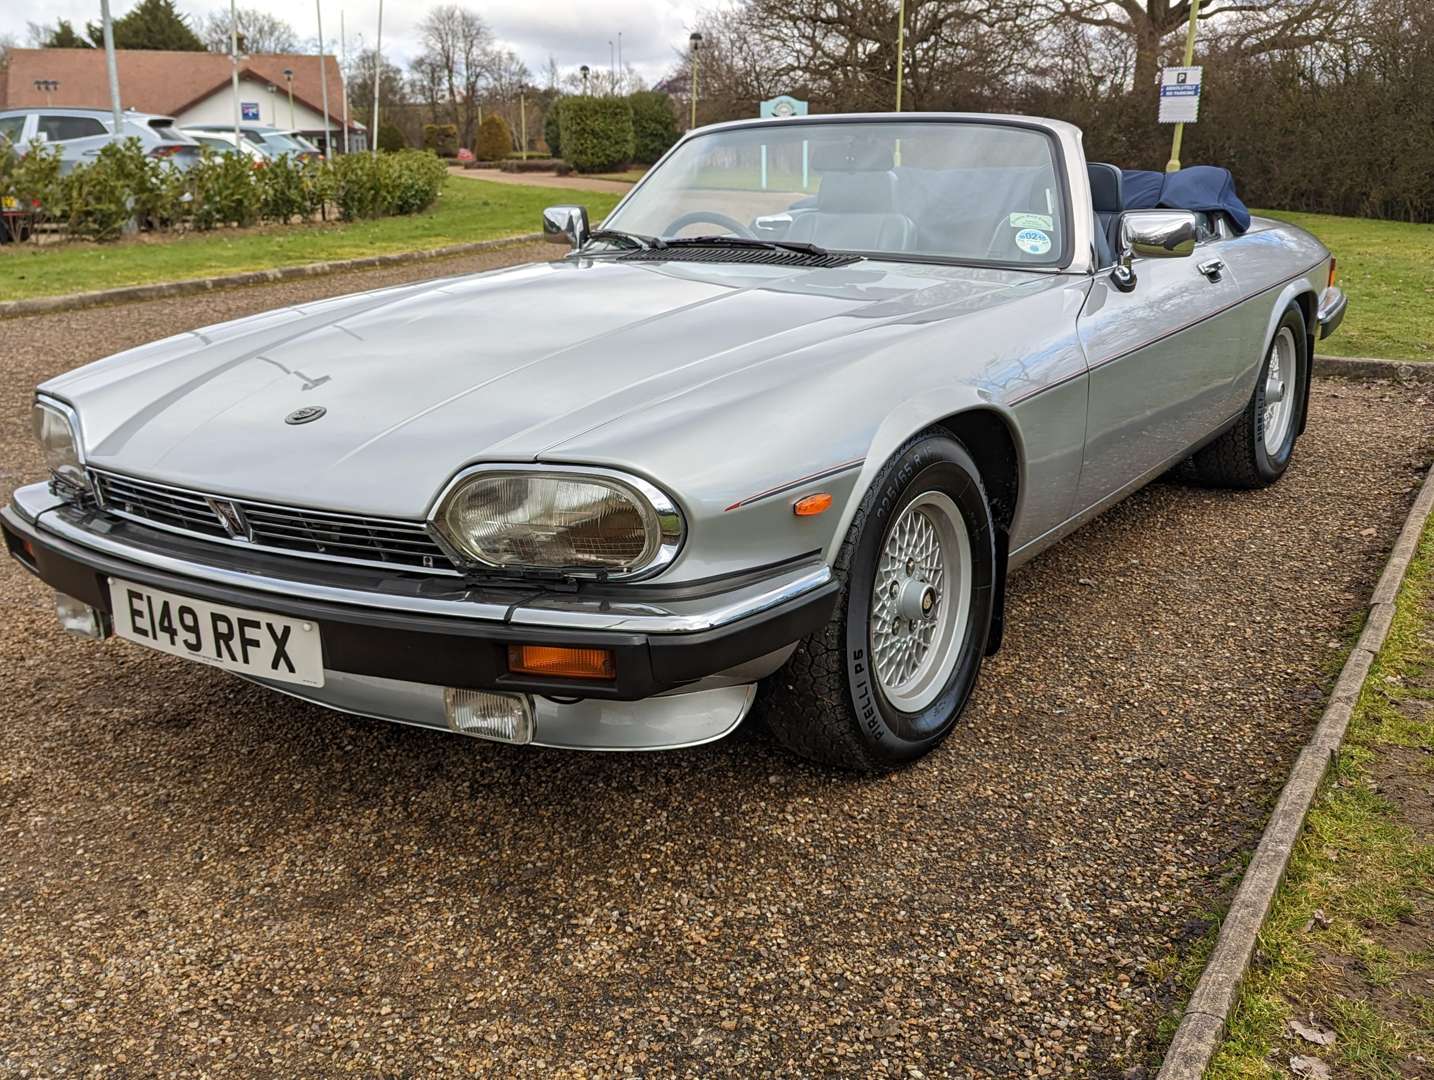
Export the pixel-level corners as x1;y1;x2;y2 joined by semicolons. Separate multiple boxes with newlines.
1197;258;1225;281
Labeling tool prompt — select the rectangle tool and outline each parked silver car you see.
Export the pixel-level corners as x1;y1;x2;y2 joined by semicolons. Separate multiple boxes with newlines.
183;124;321;162
0;107;202;174
6;114;1347;771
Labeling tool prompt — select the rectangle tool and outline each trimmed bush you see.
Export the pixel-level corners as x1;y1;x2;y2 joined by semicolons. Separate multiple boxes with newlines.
558;96;635;173
628;91;678;164
474;114;513;163
0;142;447;243
422;123;459;157
377;123;406;152
0;140;63;241
543;99;562;159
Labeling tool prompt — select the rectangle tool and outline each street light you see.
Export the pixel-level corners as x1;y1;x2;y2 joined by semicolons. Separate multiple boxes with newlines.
283;67;295;130
580;64;590;95
688;33;702;130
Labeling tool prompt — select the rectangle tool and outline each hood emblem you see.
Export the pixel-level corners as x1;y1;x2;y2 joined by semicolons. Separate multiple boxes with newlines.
205;497;253;542
285;405;327;425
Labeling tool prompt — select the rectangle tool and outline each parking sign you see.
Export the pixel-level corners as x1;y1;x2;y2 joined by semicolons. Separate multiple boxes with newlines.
1158;67;1202;124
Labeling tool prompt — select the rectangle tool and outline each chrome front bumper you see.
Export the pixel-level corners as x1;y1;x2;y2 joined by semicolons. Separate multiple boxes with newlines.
5;482;838;750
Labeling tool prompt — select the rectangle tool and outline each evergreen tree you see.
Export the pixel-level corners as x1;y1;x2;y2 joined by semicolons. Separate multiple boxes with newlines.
37;19;95;48
86;0;205;52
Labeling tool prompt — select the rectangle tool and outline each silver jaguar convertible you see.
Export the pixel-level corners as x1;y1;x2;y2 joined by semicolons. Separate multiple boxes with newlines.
6;114;1347;771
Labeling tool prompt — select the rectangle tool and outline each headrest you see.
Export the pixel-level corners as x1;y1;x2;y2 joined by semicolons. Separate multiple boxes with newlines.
817;170;899;213
809;138;895;172
1087;162;1123;214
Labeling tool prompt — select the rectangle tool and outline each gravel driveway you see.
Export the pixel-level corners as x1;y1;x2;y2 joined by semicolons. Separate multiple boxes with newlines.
1;251;1430;1077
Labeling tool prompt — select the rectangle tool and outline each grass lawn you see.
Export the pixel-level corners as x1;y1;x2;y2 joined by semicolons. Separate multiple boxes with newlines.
1257;209;1434;362
589;167;650;183
0;177;623;302
1206;519;1434;1078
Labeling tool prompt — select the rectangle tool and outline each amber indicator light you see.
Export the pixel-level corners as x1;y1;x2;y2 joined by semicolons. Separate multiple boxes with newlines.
507;644;616;680
793;492;833;516
1328;256;1338;288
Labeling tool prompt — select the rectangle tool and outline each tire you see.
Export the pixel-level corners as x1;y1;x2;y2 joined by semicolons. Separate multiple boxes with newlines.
761;431;997;772
1189;302;1307;488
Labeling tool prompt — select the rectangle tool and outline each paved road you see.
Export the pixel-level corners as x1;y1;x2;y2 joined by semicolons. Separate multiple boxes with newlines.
447;166;635;194
1;250;1430;1077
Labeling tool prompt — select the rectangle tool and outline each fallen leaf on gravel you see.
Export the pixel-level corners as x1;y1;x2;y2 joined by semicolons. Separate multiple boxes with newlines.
1359;527;1378;537
1302;908;1330;933
1290;1054;1332;1079
1288;1018;1336;1046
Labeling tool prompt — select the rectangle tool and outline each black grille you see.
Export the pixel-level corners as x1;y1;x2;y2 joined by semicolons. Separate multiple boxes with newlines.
617;246;860;268
91;471;456;574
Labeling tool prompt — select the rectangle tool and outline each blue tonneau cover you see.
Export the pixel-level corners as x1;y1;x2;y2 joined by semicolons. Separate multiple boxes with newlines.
1121;166;1252;234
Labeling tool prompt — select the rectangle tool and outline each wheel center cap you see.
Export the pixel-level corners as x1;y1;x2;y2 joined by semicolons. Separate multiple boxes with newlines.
897;578;938;621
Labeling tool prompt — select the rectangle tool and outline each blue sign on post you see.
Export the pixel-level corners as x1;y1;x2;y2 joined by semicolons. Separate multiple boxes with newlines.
241;101;260;121
758;96;811;190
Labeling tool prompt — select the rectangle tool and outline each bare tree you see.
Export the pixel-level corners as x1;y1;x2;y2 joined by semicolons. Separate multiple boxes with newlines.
197;8;299;54
414;5;494;147
1035;0;1358;90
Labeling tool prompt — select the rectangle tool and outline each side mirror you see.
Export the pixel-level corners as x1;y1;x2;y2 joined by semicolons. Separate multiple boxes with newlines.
543;205;590;250
1110;209;1199;292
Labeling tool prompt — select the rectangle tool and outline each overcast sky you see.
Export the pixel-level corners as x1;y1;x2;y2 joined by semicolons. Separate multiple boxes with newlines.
4;0;710;85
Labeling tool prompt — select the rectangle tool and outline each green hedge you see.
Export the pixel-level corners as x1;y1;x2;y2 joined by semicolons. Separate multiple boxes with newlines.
423;123;459;157
475;114;513;162
0;140;448;243
544;99;562;159
558;96;635;173
628;91;678;164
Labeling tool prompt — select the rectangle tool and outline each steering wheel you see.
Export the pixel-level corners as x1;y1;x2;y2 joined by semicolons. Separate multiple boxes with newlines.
662;210;756;239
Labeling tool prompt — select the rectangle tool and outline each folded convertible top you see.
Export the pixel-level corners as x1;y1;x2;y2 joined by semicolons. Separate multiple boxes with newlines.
1121;166;1252;234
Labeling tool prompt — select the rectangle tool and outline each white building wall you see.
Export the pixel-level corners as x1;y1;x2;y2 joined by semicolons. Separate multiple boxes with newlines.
175;76;335;134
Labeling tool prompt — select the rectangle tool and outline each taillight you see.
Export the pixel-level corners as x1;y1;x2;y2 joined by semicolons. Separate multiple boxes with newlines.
149;145;184;158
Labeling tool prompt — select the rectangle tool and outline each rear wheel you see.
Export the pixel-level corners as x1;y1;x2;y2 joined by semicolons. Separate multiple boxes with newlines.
762;432;996;772
1190;302;1307;488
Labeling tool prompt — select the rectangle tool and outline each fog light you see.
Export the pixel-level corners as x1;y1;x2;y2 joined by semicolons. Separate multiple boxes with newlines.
443;688;534;744
54;591;109;640
507;644;615;680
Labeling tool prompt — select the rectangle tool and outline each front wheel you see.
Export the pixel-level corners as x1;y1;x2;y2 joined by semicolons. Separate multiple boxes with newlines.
761;432;996;772
1189;302;1307;488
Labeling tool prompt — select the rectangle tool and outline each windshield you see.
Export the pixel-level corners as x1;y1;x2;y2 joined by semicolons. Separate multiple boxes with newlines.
263;132;311;153
603;120;1068;267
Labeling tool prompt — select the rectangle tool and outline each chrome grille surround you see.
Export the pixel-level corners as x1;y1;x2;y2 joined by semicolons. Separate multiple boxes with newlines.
90;469;459;575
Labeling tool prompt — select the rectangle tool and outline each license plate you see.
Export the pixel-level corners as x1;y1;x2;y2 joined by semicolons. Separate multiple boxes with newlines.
107;578;324;687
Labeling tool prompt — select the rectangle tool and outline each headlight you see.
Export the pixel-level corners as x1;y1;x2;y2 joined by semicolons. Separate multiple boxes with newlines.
32;399;86;492
432;469;683;576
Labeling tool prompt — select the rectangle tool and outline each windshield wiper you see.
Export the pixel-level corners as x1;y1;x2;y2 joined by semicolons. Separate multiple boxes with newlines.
584;228;666;251
661;234;832;257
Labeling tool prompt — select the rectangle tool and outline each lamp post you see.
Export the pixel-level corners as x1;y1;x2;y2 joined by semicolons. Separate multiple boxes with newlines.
283;68;296;130
339;9;349;154
315;0;331;159
609;40;615;94
1165;0;1202;172
895;0;906;111
370;0;383;157
688;32;702;130
580;64;590;95
228;0;241;149
99;0;123;132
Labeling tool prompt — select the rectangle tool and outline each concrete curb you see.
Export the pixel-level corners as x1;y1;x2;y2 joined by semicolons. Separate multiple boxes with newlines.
1157;457;1434;1078
0;233;545;320
1314;355;1434;382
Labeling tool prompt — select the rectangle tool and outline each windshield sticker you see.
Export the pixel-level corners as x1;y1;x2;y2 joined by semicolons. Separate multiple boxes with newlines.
1009;212;1054;230
1014;229;1052;256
